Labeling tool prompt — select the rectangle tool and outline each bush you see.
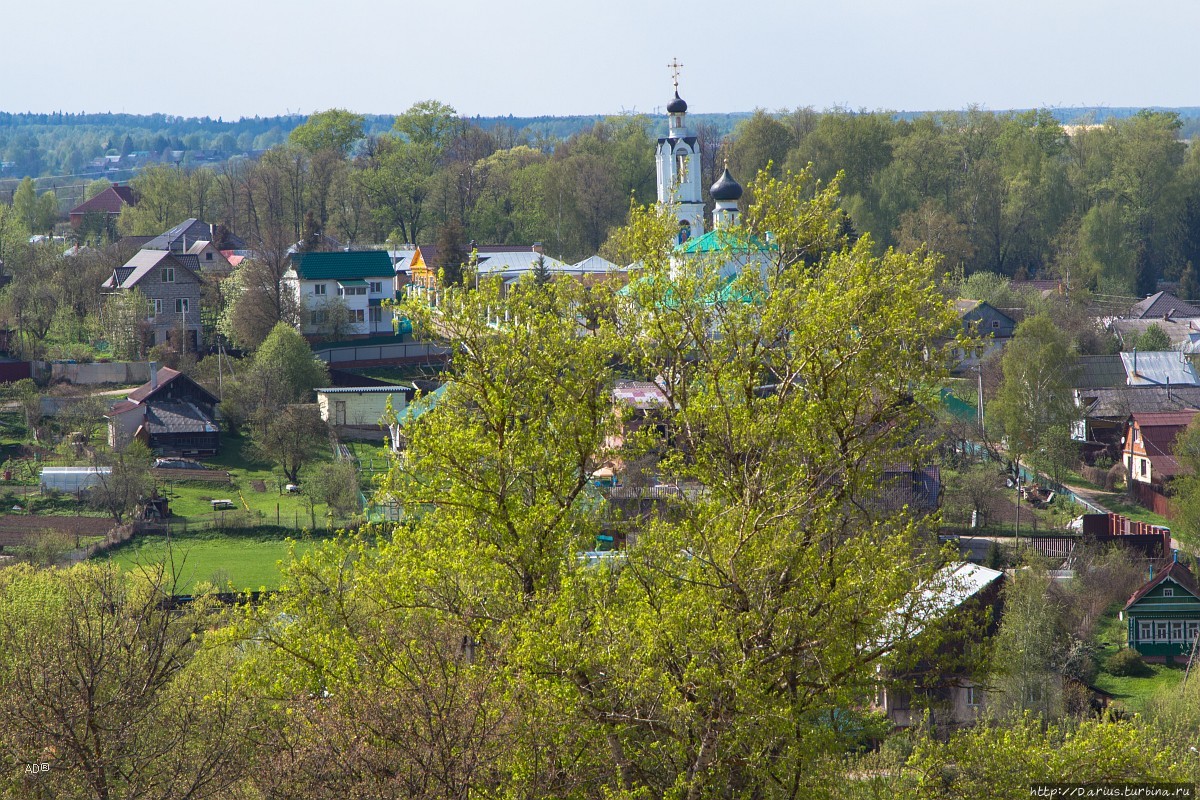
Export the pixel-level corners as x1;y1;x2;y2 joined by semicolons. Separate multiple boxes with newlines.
1105;647;1150;677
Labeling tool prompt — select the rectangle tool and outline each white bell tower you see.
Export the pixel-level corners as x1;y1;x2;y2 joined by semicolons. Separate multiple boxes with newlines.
656;59;705;244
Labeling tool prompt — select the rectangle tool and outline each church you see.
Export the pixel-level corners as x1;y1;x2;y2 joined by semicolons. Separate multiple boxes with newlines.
654;67;775;287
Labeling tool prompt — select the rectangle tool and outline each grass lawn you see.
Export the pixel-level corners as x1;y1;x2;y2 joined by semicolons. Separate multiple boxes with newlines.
1091;603;1187;715
104;529;330;592
154;436;336;530
1092;493;1173;528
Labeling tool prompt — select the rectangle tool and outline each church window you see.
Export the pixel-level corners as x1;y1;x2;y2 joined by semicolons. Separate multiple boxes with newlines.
677;220;691;245
676;152;689;184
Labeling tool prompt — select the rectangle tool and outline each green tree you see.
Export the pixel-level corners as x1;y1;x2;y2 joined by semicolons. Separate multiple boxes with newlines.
244;403;329;484
987;562;1064;719
1132;322;1172;351
90;439;154;524
287;108;365;157
992;313;1077;473
221;322;328;429
302;459;360;519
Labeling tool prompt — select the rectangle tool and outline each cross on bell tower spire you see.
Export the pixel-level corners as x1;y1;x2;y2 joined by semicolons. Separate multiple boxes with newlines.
668;58;684;92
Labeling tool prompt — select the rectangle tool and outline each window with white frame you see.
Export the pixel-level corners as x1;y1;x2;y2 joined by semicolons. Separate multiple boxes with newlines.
311;310;327;325
1188;621;1200;641
314;283;327;295
350;309;365;324
161;267;175;283
965;686;979;707
1156;621;1170;641
338;285;366;297
152;299;162;317
1164;588;1175;597
175;298;189;314
1139;620;1153;641
370;281;383;294
1172;621;1185;641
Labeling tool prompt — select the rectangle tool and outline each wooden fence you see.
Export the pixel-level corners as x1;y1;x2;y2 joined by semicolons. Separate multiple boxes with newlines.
1132;482;1176;519
149;468;231;483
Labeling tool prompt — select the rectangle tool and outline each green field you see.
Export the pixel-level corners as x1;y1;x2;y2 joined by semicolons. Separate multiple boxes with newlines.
104;529;328;592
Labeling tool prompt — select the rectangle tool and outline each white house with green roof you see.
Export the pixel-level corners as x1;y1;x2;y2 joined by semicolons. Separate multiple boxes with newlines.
284;250;398;338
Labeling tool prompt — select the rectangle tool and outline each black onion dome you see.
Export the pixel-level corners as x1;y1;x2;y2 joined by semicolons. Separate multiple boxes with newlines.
666;91;688;113
710;165;743;201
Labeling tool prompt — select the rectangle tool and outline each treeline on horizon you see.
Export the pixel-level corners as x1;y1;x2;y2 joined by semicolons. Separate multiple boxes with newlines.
7;102;1200;296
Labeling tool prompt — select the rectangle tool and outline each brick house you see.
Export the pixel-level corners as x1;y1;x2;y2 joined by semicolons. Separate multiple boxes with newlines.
1121;411;1197;488
101;249;204;350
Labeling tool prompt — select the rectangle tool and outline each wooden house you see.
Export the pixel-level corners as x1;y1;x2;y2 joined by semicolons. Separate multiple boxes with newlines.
1123;560;1200;663
1121;411;1196;487
105;367;220;456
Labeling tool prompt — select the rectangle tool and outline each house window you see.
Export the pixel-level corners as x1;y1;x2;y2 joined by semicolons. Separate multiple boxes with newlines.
369;307;382;323
1163;588;1175;598
1187;621;1199;642
152;299;162;317
350;309;365;324
311;310;327;325
175;298;189;314
370;281;383;294
161;267;175;283
1140;459;1148;477
991;320;1000;328
1139;621;1153;641
1156;621;1170;642
205;252;213;261
1172;621;1185;642
965;686;979;707
314;284;327;295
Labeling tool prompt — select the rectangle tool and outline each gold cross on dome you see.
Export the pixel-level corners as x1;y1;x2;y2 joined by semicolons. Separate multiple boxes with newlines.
668;58;684;92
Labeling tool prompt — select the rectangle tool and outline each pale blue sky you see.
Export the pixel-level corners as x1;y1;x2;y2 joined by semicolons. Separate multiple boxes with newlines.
4;0;1197;119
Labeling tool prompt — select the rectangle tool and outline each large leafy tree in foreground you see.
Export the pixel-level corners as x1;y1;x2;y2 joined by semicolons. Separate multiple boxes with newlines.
224;169;968;798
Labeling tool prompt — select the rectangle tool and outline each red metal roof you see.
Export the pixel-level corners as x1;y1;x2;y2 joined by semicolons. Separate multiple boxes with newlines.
1125;561;1199;609
69;185;136;216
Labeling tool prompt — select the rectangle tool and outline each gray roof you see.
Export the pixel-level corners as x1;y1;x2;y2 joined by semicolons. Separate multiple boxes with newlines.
1129;291;1200;320
1079;385;1200;419
571;255;622;272
143;400;219;435
144;218;216;251
102;250;199;290
316;385;415;396
1120;350;1200;387
1110;318;1200;348
1073;355;1127;389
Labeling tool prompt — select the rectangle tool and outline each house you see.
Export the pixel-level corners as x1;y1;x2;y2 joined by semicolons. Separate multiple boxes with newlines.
1110;317;1200;350
284;250;399;338
408;243;576;289
101;249;204;350
1119;350;1200;387
1123;559;1200;663
315;385;414;439
1072;354;1128;391
951;299;1017;373
1074;386;1200;458
68;184;137;228
876;562;1005;730
1128;291;1200;320
1122;411;1197;487
140;218;242;274
105;366;220;456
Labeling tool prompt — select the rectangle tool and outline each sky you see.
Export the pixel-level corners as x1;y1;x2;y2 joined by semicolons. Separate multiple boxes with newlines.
3;0;1200;120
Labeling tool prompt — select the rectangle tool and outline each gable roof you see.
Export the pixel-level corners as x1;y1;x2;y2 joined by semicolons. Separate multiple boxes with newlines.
1125;561;1200;609
573;255;621;272
1081;386;1200;419
142;400;219;435
1120;351;1200;387
291;250;394;281
887;562;1005;642
69;185;137;216
102;250;201;290
1127;411;1197;479
143;219;246;252
1074;355;1128;389
1129;291;1200;320
126;366;219;407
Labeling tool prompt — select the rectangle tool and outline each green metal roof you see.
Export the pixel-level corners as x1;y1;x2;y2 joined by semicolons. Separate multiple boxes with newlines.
676;229;776;255
337;278;368;286
292;250;393;280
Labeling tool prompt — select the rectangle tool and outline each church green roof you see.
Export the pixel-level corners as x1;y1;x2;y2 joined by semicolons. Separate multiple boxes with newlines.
675;229;775;256
292;250;393;280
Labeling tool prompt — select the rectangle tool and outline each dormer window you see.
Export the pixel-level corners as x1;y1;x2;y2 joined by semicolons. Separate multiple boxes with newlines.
161;267;175;283
1163;588;1175;597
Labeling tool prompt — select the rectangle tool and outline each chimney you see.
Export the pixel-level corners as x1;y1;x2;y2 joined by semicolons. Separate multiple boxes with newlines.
1166;308;1177;322
532;242;544;255
1132;348;1138;377
1174;548;1179;563
149;362;159;391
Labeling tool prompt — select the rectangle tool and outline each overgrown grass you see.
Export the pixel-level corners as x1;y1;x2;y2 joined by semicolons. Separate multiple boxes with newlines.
1092;493;1173;527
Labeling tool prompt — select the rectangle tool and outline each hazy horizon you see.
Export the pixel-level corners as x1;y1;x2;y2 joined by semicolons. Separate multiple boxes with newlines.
4;0;1199;120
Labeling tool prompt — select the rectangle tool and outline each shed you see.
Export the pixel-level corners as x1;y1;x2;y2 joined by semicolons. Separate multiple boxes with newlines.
315;385;414;428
